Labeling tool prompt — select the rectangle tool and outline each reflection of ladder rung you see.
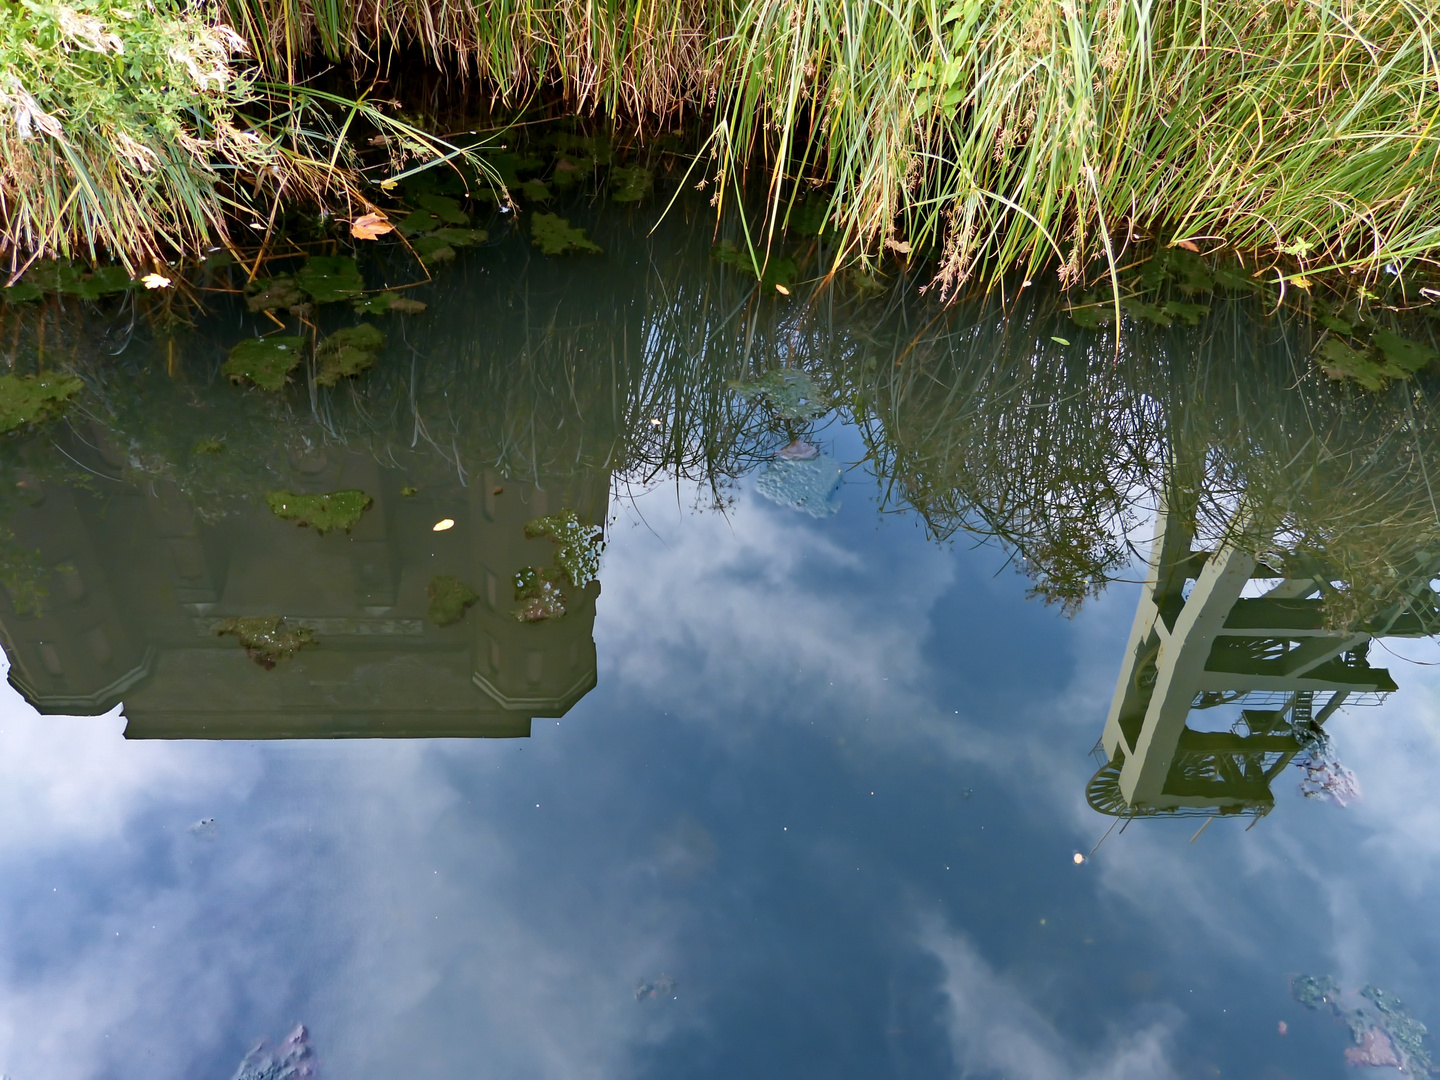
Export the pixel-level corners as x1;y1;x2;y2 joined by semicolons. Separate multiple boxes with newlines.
1290;690;1314;726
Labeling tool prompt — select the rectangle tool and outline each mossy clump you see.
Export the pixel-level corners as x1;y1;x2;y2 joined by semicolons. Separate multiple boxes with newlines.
352;292;427;315
315;323;385;386
728;369;826;420
223;337;306;391
512;565;566;622
216;616;316;669
265;489;372;534
0;373;84;433
192;438;225;455
295;256;365;304
427;574;479;626
609;165;653;204
531;214;602;255
522;510;604;586
245;277;306;313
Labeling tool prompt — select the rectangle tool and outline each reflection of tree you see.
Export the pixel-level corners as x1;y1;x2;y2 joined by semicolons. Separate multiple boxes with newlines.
5;216;1440;630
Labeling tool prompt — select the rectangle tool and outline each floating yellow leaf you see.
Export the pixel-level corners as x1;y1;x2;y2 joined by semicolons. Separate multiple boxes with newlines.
141;272;171;289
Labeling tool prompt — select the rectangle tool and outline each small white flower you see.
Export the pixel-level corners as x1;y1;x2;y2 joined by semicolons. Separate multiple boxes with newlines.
141;273;171;290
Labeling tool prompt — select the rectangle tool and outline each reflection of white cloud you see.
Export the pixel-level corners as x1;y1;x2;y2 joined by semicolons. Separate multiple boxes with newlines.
922;917;1181;1080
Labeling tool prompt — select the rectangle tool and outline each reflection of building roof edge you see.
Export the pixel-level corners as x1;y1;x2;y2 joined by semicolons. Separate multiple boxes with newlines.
9;646;156;715
472;666;597;716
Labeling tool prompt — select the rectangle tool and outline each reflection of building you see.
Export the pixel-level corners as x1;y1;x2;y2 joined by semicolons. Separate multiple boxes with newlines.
1091;500;1440;819
0;430;607;738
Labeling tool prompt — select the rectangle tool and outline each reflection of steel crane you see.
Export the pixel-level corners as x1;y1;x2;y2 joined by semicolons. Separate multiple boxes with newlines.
1091;498;1440;820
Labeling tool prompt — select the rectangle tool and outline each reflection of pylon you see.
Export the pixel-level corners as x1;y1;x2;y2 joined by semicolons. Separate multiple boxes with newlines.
1090;496;1440;819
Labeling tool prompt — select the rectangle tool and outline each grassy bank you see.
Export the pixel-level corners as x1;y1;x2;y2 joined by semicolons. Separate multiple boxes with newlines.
5;0;1440;291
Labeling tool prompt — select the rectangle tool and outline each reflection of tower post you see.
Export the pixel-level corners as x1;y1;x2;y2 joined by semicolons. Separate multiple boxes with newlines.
1093;495;1438;818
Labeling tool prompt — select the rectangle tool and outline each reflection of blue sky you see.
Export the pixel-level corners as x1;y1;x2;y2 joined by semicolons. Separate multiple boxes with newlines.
1;427;1439;1078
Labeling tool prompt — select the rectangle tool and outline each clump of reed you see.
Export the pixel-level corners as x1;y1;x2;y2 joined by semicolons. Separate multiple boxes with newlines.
222;0;1440;290
0;0;486;278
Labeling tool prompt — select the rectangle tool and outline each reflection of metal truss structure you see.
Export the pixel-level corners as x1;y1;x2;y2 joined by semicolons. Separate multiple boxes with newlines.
1090;499;1440;819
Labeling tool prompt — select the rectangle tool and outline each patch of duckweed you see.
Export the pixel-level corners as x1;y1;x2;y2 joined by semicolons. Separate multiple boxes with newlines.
352;292;427;315
245;276;306;313
315;323;385;386
728;369;827;420
429;228;488;248
427;574;479;626
0;373;84;433
411;236;456;265
512;565;567;622
265;489;372;534
192;438;225;455
216;616;316;669
223;336;306;391
531;214;602;255
609;165;653;204
295;256;365;304
523;510;604;587
414;194;469;224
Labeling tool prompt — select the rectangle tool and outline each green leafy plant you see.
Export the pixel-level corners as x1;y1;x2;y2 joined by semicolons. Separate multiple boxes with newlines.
223;337;306;391
531;214;602;255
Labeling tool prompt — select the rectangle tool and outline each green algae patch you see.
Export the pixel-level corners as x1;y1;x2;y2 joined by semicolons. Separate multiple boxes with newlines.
728;369;827;420
192;438;225;456
531;214;602;255
316;324;385;387
427;574;479;626
216;616;316;669
0;374;84;434
223;337;305;391
295;256;365;304
266;489;373;534
609;165;653;204
523;510;604;587
411;236;456;265
1315;329;1437;389
430;227;488;248
512;565;567;622
415;194;470;224
353;292;427;315
245;277;306;313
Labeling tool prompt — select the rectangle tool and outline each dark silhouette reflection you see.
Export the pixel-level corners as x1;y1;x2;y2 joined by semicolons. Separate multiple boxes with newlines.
0;205;1437;760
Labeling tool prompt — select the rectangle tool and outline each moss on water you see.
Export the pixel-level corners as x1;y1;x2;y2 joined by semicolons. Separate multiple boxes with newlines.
522;510;604;587
531;214;602;255
512;565;566;622
223;337;306;391
427;574;479;626
216;616;316;669
315;323;385;386
265;489;373;533
0;374;83;433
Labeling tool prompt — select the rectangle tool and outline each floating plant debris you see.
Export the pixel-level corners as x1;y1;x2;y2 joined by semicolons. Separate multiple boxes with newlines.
315;323;385;386
531;214;602;255
244;276;306;314
0;373;83;434
223;337;305;391
523;510;604;587
265;490;373;534
610;165;653;204
352;292;428;315
295;255;366;303
728;369;827;420
512;565;567;622
411;235;457;265
192;438;224;455
216;616;316;669
427;574;479;627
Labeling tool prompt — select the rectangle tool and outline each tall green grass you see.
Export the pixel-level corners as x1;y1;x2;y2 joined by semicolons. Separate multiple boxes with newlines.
5;0;1438;287
221;0;1440;289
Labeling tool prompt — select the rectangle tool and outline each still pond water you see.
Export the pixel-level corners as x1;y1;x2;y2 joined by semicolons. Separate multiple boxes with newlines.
1;200;1439;1080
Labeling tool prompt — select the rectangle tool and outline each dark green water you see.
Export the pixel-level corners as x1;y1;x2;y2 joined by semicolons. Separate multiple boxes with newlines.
0;197;1439;1079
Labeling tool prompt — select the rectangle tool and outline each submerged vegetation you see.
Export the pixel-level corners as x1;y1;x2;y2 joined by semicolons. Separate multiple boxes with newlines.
2;0;1438;293
216;616;317;668
266;490;373;533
